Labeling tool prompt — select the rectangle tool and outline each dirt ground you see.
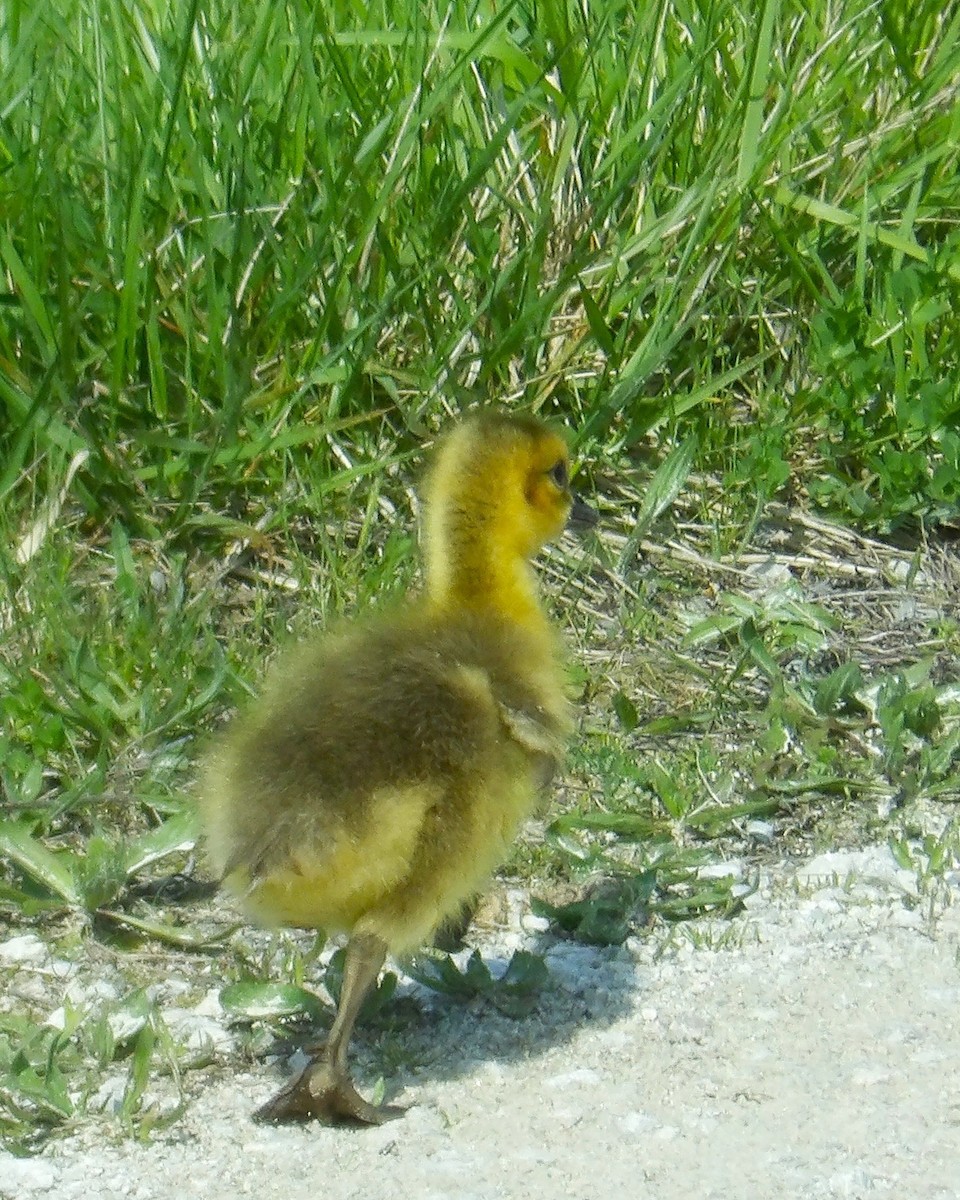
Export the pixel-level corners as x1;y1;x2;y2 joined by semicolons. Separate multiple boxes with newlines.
3;844;958;1200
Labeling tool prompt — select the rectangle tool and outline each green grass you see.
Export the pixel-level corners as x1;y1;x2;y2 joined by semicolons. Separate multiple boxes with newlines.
2;0;960;1152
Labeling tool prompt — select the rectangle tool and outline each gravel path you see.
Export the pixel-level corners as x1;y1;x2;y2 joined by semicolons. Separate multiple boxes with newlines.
3;845;959;1200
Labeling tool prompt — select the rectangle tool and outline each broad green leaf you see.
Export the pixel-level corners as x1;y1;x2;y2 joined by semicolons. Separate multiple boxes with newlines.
121;1022;156;1123
531;892;632;946
611;690;639;732
490;951;548;1018
0;229;55;355
125;811;198;876
0;821;81;906
550;810;667;842
738;618;781;682
3;1061;75;1120
682;614;742;649
813;662;865;717
407;949;491;998
578;281;615;356
219;982;325;1023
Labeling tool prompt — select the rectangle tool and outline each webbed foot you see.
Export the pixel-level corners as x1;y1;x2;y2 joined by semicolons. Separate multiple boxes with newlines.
253;1058;404;1126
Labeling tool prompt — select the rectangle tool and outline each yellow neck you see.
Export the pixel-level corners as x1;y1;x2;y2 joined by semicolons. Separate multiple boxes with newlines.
423;519;548;631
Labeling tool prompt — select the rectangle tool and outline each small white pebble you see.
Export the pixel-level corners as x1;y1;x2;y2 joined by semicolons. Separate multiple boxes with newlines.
827;1166;880;1196
746;820;775;843
45;1006;67;1030
68;979;119;1007
745;560;795;591
699;861;743;880
0;934;47;964
165;1009;234;1053
0;1151;59;1192
545;1068;600;1089
192;987;226;1018
89;1075;128;1114
107;1010;148;1042
619;1110;660;1135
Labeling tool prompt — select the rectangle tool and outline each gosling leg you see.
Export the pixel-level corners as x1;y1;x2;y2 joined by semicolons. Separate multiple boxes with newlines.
253;932;403;1125
433;895;477;951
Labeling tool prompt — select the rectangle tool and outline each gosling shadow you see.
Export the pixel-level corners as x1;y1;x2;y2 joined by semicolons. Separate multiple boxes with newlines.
254;927;647;1117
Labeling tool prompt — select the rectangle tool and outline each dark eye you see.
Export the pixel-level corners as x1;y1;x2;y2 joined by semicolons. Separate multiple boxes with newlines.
548;459;569;489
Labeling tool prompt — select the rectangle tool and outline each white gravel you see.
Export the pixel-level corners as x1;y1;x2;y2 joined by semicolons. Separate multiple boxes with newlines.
3;845;959;1200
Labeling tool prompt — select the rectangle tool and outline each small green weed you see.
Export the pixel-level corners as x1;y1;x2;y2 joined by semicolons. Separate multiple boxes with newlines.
801;268;960;532
0;986;190;1152
890;818;960;897
0;813;203;945
408;949;548;1018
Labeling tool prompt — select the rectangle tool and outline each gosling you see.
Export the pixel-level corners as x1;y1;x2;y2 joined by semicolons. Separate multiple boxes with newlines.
200;410;596;1124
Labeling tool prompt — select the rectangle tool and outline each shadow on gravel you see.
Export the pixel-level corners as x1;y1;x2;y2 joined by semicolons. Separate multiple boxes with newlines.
245;930;646;1119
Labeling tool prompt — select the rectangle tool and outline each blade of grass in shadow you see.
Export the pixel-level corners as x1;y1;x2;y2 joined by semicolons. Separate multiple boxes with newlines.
95;909;232;951
619;434;699;571
773;184;960;281
736;0;779;188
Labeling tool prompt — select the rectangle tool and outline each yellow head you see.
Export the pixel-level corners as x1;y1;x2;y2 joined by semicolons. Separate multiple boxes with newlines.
421;411;586;616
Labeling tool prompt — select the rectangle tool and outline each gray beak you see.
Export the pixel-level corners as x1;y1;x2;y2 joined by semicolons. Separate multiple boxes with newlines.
568;493;600;530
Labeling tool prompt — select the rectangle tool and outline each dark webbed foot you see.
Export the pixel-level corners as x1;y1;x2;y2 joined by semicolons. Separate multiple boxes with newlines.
253;1058;404;1126
252;932;403;1126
